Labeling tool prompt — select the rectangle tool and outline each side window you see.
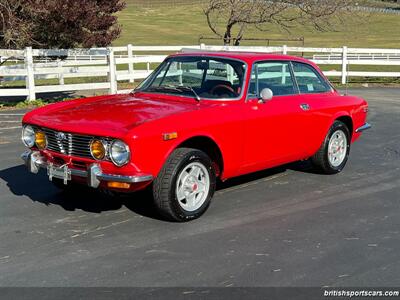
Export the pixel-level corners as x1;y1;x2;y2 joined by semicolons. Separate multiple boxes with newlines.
248;61;296;97
292;62;331;94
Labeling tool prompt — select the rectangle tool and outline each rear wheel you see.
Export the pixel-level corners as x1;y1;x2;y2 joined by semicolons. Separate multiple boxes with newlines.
311;120;351;174
153;148;216;222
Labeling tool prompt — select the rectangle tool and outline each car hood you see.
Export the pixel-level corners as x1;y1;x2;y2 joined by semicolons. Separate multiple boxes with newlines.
24;93;201;136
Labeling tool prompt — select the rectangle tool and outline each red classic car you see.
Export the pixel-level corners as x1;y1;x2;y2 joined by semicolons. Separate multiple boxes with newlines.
21;51;370;221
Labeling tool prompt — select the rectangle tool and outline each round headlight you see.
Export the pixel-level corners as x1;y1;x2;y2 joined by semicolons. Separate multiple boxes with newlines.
110;140;130;167
22;125;35;148
90;139;106;160
35;130;47;150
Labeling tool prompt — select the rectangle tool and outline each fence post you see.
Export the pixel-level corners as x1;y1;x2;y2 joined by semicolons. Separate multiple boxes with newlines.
108;47;117;94
25;47;36;101
282;45;288;55
58;59;64;85
341;46;348;85
127;44;134;83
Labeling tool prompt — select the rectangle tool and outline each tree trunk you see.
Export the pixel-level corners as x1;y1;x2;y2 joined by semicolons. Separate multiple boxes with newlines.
223;24;233;45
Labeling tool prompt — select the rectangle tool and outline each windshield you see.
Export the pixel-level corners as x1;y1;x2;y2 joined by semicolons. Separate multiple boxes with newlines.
137;56;247;100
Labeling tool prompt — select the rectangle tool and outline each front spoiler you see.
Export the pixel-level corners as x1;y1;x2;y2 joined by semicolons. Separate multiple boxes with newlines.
21;150;153;188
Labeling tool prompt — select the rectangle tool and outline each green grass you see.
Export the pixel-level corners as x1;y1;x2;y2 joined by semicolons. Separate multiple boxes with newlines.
0;98;77;110
364;0;400;8
115;1;400;48
2;1;399;109
111;0;400;87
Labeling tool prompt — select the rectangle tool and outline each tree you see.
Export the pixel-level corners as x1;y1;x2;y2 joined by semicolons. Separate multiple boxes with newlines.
0;0;126;49
0;0;33;49
203;0;359;45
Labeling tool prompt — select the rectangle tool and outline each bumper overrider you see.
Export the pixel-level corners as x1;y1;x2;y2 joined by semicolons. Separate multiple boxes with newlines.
21;150;153;189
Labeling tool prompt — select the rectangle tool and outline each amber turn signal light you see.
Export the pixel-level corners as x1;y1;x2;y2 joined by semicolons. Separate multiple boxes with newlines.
90;140;106;160
163;132;178;141
107;182;131;189
35;130;47;150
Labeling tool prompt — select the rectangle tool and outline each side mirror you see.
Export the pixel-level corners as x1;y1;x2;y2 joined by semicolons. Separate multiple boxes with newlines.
259;88;273;103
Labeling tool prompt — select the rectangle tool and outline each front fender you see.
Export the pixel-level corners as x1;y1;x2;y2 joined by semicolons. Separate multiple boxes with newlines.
127;131;231;180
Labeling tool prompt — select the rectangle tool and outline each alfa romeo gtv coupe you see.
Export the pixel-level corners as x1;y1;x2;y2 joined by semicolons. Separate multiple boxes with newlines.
21;51;371;221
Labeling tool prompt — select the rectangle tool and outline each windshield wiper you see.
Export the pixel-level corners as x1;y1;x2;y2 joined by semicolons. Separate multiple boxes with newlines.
174;85;201;102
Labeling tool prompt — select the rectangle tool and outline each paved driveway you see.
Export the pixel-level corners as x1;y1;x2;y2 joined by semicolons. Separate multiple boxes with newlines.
0;88;399;287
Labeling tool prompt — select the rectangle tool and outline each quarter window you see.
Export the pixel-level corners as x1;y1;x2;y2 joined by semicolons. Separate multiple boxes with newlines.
248;62;296;97
292;62;331;94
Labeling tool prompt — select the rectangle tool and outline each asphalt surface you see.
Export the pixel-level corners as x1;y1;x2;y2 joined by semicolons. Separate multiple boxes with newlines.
0;88;399;288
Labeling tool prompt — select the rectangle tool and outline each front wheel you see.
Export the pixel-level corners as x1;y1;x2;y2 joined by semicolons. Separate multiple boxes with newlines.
311;120;351;174
153;148;216;222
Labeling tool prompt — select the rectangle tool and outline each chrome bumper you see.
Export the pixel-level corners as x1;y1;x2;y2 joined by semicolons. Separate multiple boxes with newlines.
355;122;372;133
21;150;153;188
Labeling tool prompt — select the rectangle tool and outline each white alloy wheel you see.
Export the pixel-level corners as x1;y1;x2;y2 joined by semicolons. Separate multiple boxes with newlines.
175;162;210;212
328;130;347;167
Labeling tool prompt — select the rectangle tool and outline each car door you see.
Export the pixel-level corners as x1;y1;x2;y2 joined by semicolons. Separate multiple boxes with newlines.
241;60;314;173
291;61;336;156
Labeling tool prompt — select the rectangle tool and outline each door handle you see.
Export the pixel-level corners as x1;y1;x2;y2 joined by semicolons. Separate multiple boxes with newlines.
300;103;310;111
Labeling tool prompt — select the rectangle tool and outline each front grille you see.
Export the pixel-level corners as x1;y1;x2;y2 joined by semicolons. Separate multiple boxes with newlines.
41;127;96;159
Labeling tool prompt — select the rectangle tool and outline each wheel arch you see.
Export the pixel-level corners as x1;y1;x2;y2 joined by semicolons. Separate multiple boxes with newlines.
335;115;353;137
174;135;224;178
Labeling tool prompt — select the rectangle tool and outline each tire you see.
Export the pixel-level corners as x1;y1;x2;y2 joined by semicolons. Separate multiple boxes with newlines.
311;120;351;174
153;147;216;222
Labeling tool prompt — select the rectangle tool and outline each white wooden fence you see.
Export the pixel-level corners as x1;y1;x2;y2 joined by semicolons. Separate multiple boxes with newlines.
1;44;400;101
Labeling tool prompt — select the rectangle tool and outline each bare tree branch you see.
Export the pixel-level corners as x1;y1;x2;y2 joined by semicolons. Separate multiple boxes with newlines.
203;0;363;45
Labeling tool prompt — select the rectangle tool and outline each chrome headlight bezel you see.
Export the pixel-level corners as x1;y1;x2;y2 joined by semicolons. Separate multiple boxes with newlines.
22;125;35;148
110;139;130;167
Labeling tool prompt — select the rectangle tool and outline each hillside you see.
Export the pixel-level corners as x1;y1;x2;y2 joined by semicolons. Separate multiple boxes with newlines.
115;1;400;48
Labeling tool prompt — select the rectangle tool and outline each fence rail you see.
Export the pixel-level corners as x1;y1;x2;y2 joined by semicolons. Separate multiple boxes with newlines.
1;44;400;101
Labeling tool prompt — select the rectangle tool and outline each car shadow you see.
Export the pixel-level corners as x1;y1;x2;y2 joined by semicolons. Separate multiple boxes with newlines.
287;159;316;173
0;164;162;220
0;161;319;221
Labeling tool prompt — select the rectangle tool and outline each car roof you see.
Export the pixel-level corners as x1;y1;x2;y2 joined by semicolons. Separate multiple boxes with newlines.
170;51;313;65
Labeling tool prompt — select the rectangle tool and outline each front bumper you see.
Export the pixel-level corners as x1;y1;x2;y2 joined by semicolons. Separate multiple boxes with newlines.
21;150;153;188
